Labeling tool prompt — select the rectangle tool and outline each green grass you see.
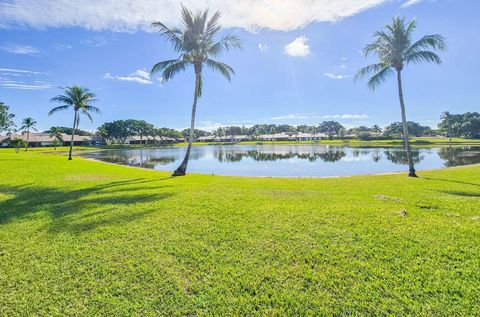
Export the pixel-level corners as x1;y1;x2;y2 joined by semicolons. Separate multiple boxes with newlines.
0;148;479;316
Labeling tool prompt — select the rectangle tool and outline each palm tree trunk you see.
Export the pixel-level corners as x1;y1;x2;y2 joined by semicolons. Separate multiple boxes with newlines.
396;70;417;177
25;129;30;151
173;73;200;176
68;111;78;160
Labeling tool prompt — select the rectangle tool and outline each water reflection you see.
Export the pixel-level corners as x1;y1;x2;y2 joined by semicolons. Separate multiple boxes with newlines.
438;146;480;167
82;145;480;177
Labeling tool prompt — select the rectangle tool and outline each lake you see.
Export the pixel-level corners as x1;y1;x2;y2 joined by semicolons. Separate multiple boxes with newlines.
82;144;480;177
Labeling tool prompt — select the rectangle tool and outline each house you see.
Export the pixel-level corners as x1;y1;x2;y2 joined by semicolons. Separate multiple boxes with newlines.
257;132;328;141
197;135;252;142
124;135;182;145
0;133;90;147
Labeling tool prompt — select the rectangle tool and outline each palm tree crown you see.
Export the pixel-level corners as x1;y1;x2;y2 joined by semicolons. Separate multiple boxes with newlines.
355;17;446;90
49;86;99;124
151;6;242;97
49;86;99;160
20;117;37;132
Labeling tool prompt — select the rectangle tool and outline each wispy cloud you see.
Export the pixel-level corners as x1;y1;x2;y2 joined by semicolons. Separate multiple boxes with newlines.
401;0;423;8
81;36;114;47
0;0;389;32
54;43;72;50
258;43;269;52
0;68;47;75
1;43;40;55
284;36;310;57
0;67;52;90
324;72;351;80
104;69;153;85
270;113;369;121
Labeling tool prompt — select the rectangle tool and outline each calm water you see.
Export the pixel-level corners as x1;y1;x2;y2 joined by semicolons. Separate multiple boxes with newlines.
82;145;480;177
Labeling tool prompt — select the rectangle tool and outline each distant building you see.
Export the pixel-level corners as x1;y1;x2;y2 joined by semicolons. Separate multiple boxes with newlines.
257;132;328;141
124;135;183;145
0;133;89;147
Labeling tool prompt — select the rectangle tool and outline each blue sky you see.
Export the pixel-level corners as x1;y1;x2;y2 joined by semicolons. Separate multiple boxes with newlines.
0;0;478;132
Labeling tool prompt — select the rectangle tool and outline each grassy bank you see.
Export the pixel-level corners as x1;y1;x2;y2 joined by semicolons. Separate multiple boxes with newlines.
0;148;479;315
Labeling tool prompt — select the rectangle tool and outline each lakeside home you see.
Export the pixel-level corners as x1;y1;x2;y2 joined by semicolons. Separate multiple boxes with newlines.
198;132;330;143
0;133;89;147
124;135;184;145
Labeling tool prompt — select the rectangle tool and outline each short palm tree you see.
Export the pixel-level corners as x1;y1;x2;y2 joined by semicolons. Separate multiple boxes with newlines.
48;86;99;160
371;124;382;144
355;17;446;177
20;117;37;151
48;126;64;150
441;111;452;143
151;6;242;176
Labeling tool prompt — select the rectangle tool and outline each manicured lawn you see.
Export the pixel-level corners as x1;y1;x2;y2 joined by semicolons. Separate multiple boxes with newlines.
0;148;479;315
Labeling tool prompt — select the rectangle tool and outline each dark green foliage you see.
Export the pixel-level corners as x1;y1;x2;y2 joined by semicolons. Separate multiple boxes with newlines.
438;112;480;139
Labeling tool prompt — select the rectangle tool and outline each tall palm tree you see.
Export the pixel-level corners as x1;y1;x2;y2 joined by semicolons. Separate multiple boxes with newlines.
151;6;242;176
48;86;99;160
355;17;446;177
20;117;37;151
441;111;452;143
48;126;64;150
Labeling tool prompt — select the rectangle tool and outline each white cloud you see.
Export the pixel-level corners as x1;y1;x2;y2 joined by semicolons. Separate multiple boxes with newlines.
401;0;423;8
258;43;269;52
340;64;347;69
1;43;40;55
0;67;52;90
54;43;72;50
324;72;351;80
104;69;153;85
0;68;46;75
340;57;348;61
284;36;310;57
0;0;389;32
271;113;369;121
323;114;369;119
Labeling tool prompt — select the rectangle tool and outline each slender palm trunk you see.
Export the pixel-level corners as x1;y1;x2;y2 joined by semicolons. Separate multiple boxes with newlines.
68;110;78;160
396;70;417;177
25;129;30;151
448;118;452;143
173;72;200;176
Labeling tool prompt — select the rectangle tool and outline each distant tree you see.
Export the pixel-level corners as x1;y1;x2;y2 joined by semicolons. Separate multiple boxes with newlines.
43;126;92;136
97;120;131;144
319;121;344;139
384;121;431;138
440;111;452;142
10;138;27;153
49;86;100;160
19;117;37;151
371;124;382;143
0;102;16;134
151;6;242;176
47;127;64;150
355;17;446;177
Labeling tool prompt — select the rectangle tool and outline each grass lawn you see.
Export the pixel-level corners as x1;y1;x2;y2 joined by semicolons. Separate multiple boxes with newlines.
0;148;479;315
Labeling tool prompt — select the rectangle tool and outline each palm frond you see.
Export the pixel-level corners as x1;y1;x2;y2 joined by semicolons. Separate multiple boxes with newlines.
207;34;243;57
205;59;235;81
152;21;184;52
82;110;93;123
406;34;447;55
405;50;442;65
354;63;390;82
81;105;101;114
205;10;221;37
154;59;190;82
367;66;394;91
48;105;70;116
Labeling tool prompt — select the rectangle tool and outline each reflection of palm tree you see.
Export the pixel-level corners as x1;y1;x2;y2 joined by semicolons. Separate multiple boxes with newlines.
384;150;422;165
371;150;382;162
318;151;346;163
356;17;446;177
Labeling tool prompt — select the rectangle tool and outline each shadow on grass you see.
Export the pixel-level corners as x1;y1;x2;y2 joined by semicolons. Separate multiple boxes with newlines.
437;190;480;198
0;178;176;234
423;177;480;188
